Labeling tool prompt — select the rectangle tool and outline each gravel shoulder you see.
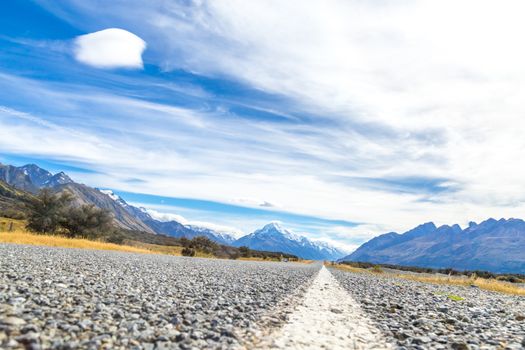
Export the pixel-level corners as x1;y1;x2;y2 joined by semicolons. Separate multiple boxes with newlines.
330;268;525;350
0;244;319;349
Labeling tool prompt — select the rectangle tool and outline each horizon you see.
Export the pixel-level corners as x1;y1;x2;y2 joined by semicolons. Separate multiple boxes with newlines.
2;159;522;255
3;1;525;253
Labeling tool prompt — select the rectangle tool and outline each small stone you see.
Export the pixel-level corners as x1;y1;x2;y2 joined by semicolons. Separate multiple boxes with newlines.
451;342;469;350
437;306;448;313
444;318;456;325
0;316;26;327
413;336;432;344
395;331;411;340
21;324;39;333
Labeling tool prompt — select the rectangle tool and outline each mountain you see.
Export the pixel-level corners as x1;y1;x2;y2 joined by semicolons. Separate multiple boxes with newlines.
0;163;74;192
340;219;525;273
43;172;73;187
18;164;53;188
141;218;235;245
233;222;347;260
0;163;153;232
98;189;236;244
0;163;39;193
54;183;156;233
185;225;236;245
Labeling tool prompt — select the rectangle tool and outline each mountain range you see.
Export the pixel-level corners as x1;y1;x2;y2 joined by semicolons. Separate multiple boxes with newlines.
340;220;525;273
0;162;345;260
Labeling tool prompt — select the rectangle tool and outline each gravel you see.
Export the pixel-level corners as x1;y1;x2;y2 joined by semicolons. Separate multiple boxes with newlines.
330;268;525;350
0;244;319;349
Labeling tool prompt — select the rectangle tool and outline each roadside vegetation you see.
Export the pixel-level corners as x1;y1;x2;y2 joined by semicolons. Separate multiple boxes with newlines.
339;261;525;284
330;261;525;296
0;189;300;261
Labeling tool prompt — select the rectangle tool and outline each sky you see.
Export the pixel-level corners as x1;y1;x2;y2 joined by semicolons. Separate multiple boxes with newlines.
2;1;525;252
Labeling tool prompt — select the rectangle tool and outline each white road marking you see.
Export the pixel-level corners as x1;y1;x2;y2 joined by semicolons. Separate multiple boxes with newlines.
261;266;392;349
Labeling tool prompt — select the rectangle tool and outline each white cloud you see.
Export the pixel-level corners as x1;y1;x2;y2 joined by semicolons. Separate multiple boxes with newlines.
73;28;146;69
145;209;187;224
231;197;278;208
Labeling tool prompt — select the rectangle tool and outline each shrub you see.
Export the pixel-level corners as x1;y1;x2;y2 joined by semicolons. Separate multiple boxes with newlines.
104;230;126;245
189;236;219;253
372;265;383;273
60;204;114;239
182;247;196;257
239;246;251;258
26;189;73;234
0;208;27;220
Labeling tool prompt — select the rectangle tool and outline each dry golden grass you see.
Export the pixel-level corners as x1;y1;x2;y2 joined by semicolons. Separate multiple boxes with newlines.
393;273;525;296
238;257;278;262
0;230;153;254
328;262;370;274
125;240;222;258
124;240;185;256
331;263;525;296
0;217;26;232
238;257;314;263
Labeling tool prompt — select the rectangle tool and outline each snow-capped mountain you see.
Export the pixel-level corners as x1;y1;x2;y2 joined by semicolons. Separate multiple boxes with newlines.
43;172;73;187
98;189;237;245
185;225;237;245
19;164;54;188
233;222;347;260
1;163;73;192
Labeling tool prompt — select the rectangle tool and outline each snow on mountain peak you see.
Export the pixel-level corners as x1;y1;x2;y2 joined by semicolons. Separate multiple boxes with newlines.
257;222;302;242
97;189;129;207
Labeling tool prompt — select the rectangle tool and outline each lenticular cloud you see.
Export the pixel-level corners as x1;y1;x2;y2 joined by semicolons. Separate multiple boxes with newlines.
73;28;146;69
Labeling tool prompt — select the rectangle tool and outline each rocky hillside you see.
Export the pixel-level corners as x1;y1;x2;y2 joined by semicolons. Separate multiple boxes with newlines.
341;219;525;273
0;180;33;214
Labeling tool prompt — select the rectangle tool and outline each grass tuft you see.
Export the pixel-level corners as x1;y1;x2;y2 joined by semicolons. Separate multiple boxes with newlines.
446;294;465;301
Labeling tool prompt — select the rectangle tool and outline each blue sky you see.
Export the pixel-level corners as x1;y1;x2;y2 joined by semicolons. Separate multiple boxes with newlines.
2;1;525;251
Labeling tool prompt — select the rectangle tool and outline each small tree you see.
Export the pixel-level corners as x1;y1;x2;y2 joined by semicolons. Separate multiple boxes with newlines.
239;246;251;258
60;204;114;239
26;189;73;234
190;236;218;254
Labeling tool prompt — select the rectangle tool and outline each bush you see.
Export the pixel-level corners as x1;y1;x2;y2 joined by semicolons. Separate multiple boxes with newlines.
181;247;196;257
60;204;114;239
189;236;219;253
26;189;73;234
104;230;126;245
372;265;383;273
0;208;26;220
239;246;251;258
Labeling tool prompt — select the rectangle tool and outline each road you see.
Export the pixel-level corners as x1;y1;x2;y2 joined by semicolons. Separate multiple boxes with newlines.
1;244;524;349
